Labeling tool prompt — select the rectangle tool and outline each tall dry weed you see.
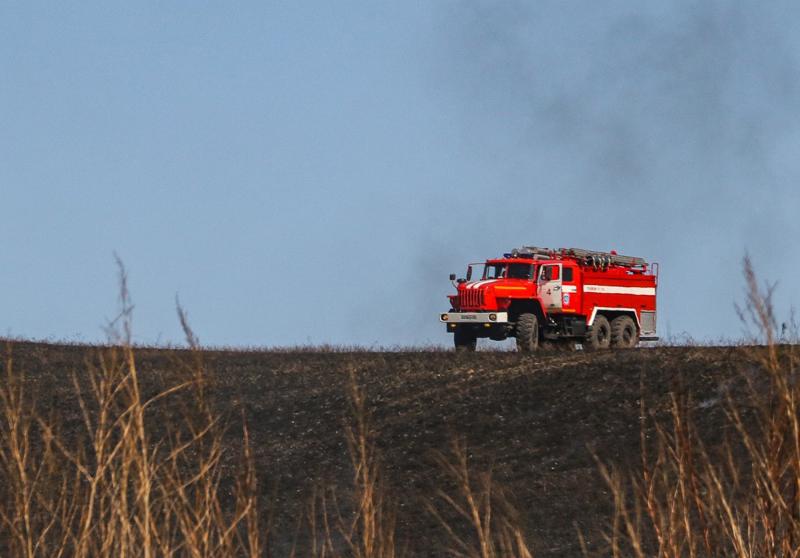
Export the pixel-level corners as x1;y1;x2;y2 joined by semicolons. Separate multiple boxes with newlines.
0;262;263;557
427;438;534;558
294;367;398;558
599;255;800;558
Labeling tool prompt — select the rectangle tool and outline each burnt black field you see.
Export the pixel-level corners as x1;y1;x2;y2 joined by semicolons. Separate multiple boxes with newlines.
3;340;759;556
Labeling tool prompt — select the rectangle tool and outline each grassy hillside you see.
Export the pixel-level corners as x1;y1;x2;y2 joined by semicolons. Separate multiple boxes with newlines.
4;340;792;557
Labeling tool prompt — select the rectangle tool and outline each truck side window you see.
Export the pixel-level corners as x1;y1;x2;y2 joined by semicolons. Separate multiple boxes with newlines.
541;265;560;281
563;267;573;282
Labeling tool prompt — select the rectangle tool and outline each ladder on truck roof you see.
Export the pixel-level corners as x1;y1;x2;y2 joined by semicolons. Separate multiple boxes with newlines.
511;246;647;268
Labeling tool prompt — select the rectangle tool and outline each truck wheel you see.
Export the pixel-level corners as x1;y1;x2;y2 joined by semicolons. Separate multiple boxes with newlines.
454;328;477;352
515;313;539;352
584;315;611;351
611;315;638;348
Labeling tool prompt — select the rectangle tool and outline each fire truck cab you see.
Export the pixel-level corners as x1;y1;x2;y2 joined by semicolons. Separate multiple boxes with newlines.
440;247;658;352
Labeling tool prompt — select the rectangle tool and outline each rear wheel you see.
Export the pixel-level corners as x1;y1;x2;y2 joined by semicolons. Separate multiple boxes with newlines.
515;313;539;352
584;315;611;351
454;327;477;352
611;315;638;348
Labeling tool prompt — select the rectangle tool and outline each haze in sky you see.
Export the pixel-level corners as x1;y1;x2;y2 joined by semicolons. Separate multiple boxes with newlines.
2;2;799;347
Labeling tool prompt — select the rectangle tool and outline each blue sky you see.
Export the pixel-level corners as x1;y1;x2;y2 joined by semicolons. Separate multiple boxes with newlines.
2;1;799;347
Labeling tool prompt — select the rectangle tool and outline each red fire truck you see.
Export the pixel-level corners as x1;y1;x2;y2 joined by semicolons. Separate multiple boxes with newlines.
440;247;658;351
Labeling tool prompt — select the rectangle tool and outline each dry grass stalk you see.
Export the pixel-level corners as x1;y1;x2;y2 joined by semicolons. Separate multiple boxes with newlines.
599;256;800;558
0;264;263;557
296;367;399;558
427;438;534;558
341;367;397;558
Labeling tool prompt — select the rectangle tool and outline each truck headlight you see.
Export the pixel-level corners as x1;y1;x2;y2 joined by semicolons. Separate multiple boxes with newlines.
489;313;497;321
441;314;449;321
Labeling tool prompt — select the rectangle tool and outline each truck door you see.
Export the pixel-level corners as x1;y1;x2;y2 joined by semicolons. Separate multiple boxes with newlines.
538;264;562;312
561;265;579;312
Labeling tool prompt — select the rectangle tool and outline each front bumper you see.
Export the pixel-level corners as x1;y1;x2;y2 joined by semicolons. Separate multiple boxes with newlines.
439;312;509;324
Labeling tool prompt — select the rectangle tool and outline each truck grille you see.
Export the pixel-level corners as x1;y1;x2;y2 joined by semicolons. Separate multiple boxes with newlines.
459;289;484;309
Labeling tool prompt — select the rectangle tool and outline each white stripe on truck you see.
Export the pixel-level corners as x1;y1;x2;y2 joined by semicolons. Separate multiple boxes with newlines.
583;285;656;296
468;280;498;289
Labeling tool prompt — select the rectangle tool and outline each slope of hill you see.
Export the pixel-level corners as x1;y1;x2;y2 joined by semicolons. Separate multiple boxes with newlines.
0;341;774;556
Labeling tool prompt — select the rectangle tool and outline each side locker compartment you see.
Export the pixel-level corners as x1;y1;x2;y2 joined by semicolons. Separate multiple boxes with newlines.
640;311;657;337
640;266;658;338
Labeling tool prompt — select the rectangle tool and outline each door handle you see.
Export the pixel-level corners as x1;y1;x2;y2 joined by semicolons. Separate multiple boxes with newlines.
554;285;561;291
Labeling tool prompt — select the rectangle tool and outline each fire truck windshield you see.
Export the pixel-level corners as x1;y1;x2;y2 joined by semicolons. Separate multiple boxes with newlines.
483;263;534;280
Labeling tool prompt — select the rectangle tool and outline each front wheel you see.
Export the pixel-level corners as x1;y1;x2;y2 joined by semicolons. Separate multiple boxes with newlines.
454;327;477;352
515;313;539;352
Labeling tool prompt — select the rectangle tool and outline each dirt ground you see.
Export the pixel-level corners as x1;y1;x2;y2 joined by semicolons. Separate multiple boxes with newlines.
5;341;755;557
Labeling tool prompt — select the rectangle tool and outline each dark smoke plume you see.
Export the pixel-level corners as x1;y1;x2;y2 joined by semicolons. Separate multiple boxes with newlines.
414;1;800;342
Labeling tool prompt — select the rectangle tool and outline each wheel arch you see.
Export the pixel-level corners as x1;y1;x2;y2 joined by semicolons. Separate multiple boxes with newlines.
508;299;546;323
588;307;640;330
